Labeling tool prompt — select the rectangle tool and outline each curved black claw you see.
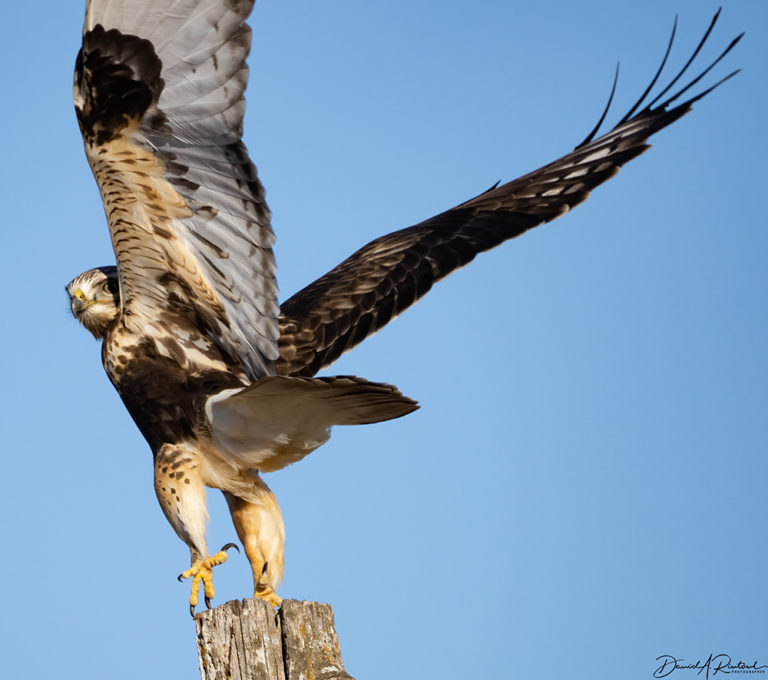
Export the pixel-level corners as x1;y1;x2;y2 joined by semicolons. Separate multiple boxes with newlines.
177;572;185;582
221;542;240;554
189;603;196;617
205;595;213;609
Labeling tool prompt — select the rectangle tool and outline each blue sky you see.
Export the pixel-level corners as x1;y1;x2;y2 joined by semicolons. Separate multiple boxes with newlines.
2;1;766;679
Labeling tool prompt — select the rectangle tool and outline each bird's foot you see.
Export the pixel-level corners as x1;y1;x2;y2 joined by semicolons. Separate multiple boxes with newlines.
253;561;282;608
178;543;239;615
254;584;282;608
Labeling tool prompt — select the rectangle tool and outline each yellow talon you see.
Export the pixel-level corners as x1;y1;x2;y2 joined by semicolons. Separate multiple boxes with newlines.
255;585;282;608
254;562;282;608
178;543;238;614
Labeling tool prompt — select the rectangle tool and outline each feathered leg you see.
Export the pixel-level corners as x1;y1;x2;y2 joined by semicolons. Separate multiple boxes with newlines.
223;473;285;607
154;443;234;614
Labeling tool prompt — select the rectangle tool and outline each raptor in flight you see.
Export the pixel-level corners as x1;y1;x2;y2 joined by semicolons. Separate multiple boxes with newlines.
67;0;740;612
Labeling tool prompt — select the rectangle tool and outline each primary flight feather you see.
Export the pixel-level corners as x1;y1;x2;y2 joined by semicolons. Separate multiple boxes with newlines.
67;0;741;612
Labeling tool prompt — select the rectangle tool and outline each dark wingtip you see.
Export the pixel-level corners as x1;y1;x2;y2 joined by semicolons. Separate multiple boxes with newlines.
648;9;735;111
675;67;741;109
578;9;742;148
656;25;744;111
616;15;678;125
577;62;620;149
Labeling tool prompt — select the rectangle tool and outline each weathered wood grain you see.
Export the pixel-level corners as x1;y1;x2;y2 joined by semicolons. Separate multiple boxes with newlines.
195;599;354;680
280;600;353;680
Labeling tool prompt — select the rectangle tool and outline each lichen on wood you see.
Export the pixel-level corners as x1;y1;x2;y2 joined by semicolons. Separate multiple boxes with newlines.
195;598;354;680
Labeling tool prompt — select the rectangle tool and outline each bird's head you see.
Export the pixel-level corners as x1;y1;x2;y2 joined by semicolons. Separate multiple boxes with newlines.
67;266;121;339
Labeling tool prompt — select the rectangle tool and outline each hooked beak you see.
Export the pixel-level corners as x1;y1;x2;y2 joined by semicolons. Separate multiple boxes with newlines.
70;293;86;317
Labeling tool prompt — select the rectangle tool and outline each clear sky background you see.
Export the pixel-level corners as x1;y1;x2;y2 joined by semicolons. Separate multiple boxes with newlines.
1;1;766;679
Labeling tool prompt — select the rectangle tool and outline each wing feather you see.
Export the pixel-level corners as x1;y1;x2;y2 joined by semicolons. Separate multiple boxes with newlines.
76;0;275;379
277;14;742;378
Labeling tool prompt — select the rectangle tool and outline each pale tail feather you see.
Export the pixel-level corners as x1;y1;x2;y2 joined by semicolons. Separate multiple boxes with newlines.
207;376;418;473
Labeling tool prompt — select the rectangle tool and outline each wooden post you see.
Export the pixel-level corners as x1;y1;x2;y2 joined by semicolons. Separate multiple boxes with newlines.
195;599;354;680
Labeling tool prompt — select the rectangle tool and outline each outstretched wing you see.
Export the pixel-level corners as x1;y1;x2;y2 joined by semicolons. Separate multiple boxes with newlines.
277;12;741;378
75;0;276;380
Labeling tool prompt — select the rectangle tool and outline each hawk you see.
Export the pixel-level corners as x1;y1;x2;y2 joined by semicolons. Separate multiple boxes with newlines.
67;0;740;613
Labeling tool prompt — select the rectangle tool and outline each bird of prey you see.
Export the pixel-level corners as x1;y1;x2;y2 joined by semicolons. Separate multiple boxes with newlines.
67;0;740;613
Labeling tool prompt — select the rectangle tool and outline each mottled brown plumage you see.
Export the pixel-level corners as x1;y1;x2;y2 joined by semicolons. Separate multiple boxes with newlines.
67;0;740;612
